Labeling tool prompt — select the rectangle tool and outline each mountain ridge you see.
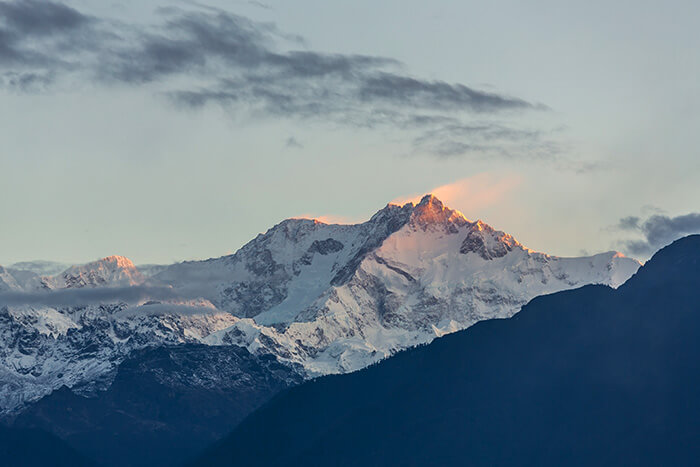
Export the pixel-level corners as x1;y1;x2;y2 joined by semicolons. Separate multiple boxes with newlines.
0;195;640;414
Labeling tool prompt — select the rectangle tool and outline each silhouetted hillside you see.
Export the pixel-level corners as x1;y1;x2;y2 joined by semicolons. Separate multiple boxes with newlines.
194;235;700;467
14;345;301;467
0;425;94;467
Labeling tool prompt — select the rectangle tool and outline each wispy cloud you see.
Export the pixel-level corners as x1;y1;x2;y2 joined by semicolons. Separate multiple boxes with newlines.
291;213;362;225
285;136;303;149
392;173;523;217
0;1;560;161
616;212;700;256
246;1;272;10
115;302;219;317
0;0;95;88
0;285;180;307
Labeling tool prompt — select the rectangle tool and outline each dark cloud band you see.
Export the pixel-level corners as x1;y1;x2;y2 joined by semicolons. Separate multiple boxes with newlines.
0;1;557;160
0;285;180;307
618;212;700;256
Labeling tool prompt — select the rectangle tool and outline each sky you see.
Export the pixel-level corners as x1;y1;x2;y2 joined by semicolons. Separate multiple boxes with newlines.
1;0;699;265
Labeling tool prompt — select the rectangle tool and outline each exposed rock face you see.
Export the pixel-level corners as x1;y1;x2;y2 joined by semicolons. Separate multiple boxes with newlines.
308;238;345;255
408;194;469;233
459;221;519;260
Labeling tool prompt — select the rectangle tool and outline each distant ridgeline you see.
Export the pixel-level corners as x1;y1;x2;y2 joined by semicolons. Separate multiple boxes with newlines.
194;235;700;467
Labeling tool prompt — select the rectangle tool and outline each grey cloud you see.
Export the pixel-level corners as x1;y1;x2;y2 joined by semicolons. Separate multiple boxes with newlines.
1;70;54;90
617;212;700;256
0;0;94;66
116;303;220;317
427;141;496;159
0;0;88;35
618;216;641;230
563;159;607;174
247;1;272;10
101;9;276;84
641;213;700;247
411;120;564;161
0;29;18;62
0;285;181;307
165;61;526;118
358;73;540;112
285;136;303;149
0;1;558;161
103;9;386;85
622;240;655;256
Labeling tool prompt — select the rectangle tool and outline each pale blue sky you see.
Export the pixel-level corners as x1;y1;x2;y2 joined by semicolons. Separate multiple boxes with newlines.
1;0;698;264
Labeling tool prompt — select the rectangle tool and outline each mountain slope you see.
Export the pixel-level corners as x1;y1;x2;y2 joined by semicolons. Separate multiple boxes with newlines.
46;255;145;289
0;425;95;467
14;344;302;467
194;235;700;467
8;261;70;277
0;266;22;292
0;301;239;413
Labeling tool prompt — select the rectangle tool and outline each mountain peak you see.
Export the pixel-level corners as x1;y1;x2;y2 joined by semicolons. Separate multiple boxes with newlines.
54;255;144;288
416;193;444;209
408;194;469;230
100;255;137;269
622;234;700;290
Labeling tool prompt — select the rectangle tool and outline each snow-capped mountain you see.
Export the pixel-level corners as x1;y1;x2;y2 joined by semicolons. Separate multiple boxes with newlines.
0;266;22;292
0;301;239;413
8;261;70;277
160;195;639;374
45;255;146;289
0;195;640;414
14;343;304;467
0;257;239;411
